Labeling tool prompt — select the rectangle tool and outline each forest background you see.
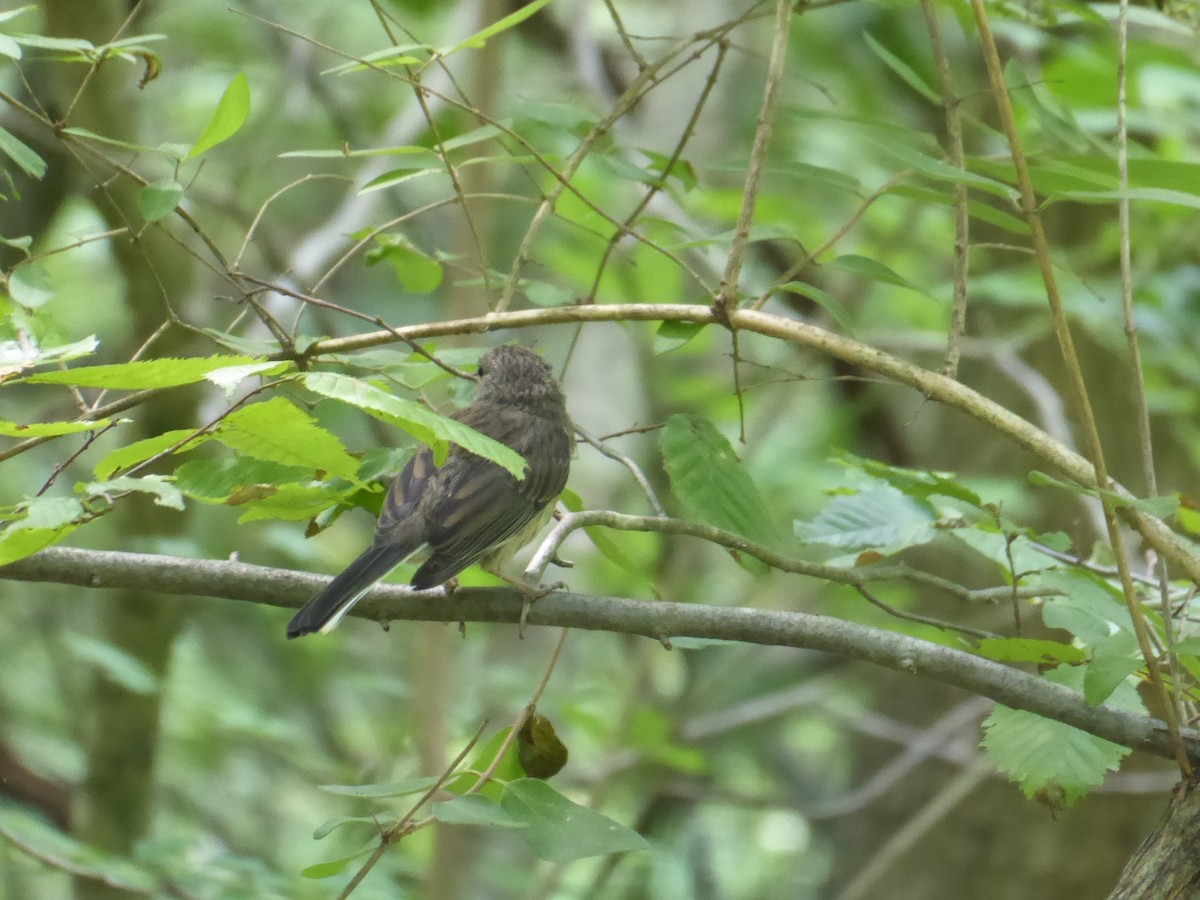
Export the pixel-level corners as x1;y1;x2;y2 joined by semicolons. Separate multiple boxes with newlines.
1;1;1199;898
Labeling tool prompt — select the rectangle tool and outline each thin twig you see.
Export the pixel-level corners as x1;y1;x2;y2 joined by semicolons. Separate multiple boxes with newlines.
714;0;792;319
919;0;970;378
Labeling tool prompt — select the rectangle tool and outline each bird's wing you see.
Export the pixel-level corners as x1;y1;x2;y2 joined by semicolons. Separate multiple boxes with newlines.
410;452;539;588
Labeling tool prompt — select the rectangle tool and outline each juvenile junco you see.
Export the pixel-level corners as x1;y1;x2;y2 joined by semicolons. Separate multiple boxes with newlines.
287;345;573;637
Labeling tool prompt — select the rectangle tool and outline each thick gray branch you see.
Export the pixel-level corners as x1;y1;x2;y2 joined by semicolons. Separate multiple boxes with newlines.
3;546;1196;766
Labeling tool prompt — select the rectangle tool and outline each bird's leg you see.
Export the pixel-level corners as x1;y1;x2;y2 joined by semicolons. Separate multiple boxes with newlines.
486;569;565;638
440;577;468;637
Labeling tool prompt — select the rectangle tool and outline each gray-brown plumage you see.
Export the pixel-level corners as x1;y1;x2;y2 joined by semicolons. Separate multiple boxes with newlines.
287;345;572;638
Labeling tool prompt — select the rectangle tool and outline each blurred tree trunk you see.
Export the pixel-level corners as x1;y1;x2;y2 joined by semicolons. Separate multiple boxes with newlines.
37;3;198;897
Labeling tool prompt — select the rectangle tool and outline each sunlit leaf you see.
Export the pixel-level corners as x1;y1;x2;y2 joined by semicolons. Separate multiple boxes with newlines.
187;71;250;159
215;397;362;481
25;355;263;388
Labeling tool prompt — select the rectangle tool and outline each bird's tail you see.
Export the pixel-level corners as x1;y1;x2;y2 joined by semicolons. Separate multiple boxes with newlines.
287;544;409;638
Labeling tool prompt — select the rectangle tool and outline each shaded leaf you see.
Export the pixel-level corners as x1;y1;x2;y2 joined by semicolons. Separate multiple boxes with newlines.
796;485;935;552
500;778;649;862
660;414;777;571
138;179;183;222
433;794;527;828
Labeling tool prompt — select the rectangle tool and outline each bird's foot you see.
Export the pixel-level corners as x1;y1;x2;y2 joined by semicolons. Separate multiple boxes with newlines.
493;574;566;638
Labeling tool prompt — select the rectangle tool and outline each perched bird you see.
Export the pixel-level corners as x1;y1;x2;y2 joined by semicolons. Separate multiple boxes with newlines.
287;345;573;638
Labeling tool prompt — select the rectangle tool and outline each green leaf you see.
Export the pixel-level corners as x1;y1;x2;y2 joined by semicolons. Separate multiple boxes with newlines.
869;136;1018;200
0;334;97;371
215;397;361;481
1084;631;1142;706
795;485;935;552
1028;471;1178;517
302;372;526;478
439;0;554;55
234;483;352;523
0;123;45;178
299;843;376;879
312;816;379;841
82;475;185;510
0;523;76;565
653;321;704;354
863;32;939;104
433;794;527;829
65;633;160;694
1039;570;1129;647
973;637;1086;665
660;413;778;557
187;71;250;159
173;456;312;502
1055;188;1200;212
524;280;574;307
500;779;650;862
776;283;856;335
137;179;183;222
982;665;1139;804
0;806;159;893
0;417;116;439
16;496;85;530
25;355;263;388
93;429;205;480
318;777;440;798
837;453;984;507
366;234;443;293
8;261;54;307
826;254;918;291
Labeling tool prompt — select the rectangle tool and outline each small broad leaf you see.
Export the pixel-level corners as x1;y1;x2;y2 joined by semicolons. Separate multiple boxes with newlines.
982;665;1140;805
302;372;525;478
653;321;705;354
215;397;362;482
25;355;263;388
82;475;185;510
500;779;650;862
299;843;376;879
138;179;183;222
1083;631;1142;707
1039;570;1130;647
17;496;85;530
93;429;205;479
187;72;250;159
8;262;54;307
173;456;312;503
0;523;76;565
433;794;527;829
366;234;443;293
660;414;777;556
795;484;935;553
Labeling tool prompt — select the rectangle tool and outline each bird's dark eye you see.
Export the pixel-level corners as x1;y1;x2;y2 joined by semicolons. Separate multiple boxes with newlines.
478;361;489;377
